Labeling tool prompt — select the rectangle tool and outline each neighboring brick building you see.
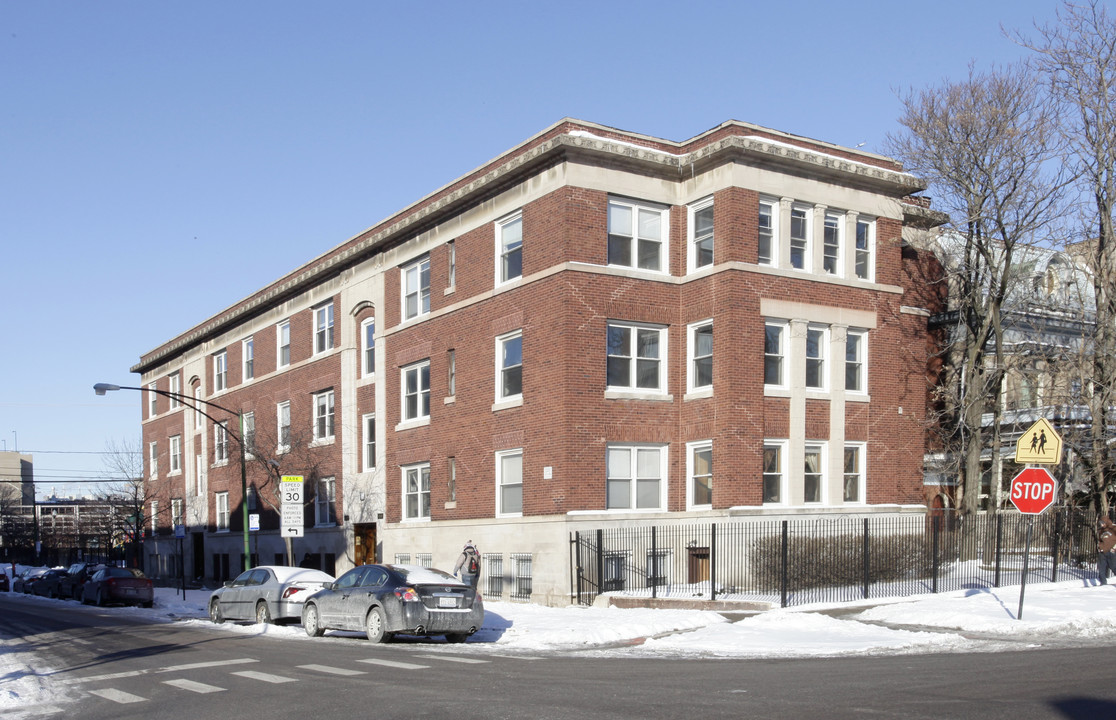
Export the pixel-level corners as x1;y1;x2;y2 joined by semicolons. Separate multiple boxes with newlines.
134;119;942;605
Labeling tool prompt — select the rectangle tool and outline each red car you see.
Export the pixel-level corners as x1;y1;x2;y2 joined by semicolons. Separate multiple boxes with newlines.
81;567;154;608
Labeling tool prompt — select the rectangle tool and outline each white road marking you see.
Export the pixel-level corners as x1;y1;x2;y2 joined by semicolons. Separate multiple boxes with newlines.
232;670;297;684
163;678;226;694
88;688;146;704
357;658;430;670
65;658;258;684
414;654;489;664
298;664;367;676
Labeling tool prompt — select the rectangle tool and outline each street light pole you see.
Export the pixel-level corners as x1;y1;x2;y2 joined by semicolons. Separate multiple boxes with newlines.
93;383;252;573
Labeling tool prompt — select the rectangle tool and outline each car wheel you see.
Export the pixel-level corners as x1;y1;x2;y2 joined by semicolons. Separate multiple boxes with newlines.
73;588;82;601
303;604;324;637
255;601;272;625
141;601;153;609
445;633;468;644
365;606;392;643
96;590;107;607
209;599;225;624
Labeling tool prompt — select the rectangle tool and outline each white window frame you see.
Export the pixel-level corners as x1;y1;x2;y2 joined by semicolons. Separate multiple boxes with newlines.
764;321;787;389
147;382;157;417
447;349;456;398
607;197;669;273
148;441;158;478
315;477;337;526
402;462;431;522
216;491;229;531
169;435;182;475
213;351;227;392
606;321;667;394
361;317;376;377
789;204;811;271
855;217;875;281
402;257;431;321
686;440;713;511
151;501;158;534
171;498;184;529
168;374;180;409
845;328;867;394
805;325;828;391
688;197;714;272
758;197;778;266
763;440;787;505
447;239;456;289
687;320;713;393
843;442;866;504
823;210;843;275
804;442;827;504
313;389;335;443
276;401;291;453
496;448;523;518
193;387;203;429
242;411;255;458
277;320;291;368
496;211;523;285
363;413;376;472
313;302;334;355
496;331;523;404
605;444;667;511
214;423;229;464
401;360;430;423
242;337;255;380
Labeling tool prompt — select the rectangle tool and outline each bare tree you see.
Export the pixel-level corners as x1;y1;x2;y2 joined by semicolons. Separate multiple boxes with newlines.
98;437;146;566
1020;0;1116;514
888;64;1069;514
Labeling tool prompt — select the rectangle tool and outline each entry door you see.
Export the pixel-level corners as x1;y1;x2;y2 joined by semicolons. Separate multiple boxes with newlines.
687;547;710;584
353;523;377;566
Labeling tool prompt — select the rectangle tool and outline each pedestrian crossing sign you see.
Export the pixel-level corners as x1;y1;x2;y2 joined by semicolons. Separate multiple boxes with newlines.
1014;417;1062;465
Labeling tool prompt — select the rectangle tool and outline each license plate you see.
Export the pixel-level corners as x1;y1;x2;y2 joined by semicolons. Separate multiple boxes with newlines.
437;596;457;608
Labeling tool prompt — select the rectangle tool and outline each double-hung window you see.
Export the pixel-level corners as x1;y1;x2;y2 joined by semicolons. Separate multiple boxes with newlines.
688;321;713;392
402;360;431;422
762;442;785;504
447;240;456;288
243;337;254;380
169;435;182;474
823;211;842;275
845;329;867;393
149;441;158;478
758;198;777;265
314;303;334;355
277;320;291;368
804;443;825;503
313;389;335;442
855;217;874;280
790;205;810;270
214;423;229;463
497;449;523;517
497;212;523;284
497;331;523;402
606;444;665;510
607;198;668;272
148;383;157;417
194;388;202;429
843;444;865;503
402;257;430;320
242;412;255;457
687;441;713;510
277;401;290;452
362;317;375;377
216;492;229;531
168;374;180;408
150;501;158;534
764;321;786;388
171;498;183;529
213;351;227;392
402;463;431;521
805;325;827;390
689;198;714;271
363;413;376;471
316;477;337;526
606;322;666;392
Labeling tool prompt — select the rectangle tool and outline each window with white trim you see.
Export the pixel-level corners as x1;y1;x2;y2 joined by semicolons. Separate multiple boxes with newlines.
607;197;668;272
363;413;376;472
764;321;786;388
243;337;254;380
447;349;456;397
687;440;713;510
497;449;523;517
790;205;810;270
448;457;456;502
843;443;865;503
606;444;666;510
688;321;713;392
402;257;430;320
804;443;826;503
758;198;777;266
151;501;158;534
242;412;255;457
314;303;334;355
762;442;785;504
497;212;523;284
689;197;714;271
402;360;430;422
169;435;182;474
497;331;523;402
402;462;430;521
149;441;158;478
855;217;874;280
171;498;183;529
805;325;827;390
277;320;291;368
148;382;157;417
213;351;227;392
845;329;867;393
362;317;375;377
277;401;290;452
168;373;180;408
447;240;456;288
315;477;337;526
823;211;842;275
214;423;229;463
216;492;229;531
313;389;335;442
606;322;666;392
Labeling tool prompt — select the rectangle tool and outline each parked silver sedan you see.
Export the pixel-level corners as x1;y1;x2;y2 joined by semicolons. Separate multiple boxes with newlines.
301;564;484;643
208;566;334;624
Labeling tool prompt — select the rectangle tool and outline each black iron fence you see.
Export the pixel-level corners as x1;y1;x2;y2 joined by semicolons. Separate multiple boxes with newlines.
570;509;1103;607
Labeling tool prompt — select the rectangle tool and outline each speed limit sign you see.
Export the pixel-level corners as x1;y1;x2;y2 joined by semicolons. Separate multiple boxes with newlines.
281;475;304;537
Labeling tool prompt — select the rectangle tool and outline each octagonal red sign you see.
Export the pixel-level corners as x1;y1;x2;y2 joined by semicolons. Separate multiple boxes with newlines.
1010;467;1057;514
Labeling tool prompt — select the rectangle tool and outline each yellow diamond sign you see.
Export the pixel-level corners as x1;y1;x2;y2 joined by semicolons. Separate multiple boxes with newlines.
1015;418;1062;465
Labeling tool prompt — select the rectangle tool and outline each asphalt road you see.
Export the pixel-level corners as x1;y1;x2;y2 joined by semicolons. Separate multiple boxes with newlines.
2;592;1113;720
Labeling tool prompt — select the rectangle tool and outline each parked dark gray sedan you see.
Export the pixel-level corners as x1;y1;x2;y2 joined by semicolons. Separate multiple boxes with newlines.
301;564;484;643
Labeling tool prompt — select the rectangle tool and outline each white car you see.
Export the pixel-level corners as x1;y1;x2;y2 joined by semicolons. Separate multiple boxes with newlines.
208;566;333;624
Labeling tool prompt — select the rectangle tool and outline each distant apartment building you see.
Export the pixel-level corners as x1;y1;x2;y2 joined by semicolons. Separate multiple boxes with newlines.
134;119;941;604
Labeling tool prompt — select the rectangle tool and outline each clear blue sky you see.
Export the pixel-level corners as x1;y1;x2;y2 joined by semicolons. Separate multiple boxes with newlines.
0;0;1076;498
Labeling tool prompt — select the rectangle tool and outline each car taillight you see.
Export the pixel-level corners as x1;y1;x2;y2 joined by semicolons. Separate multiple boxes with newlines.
394;586;419;602
282;586;301;600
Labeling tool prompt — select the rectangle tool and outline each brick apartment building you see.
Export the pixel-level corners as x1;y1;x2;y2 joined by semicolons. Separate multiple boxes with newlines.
134;119;942;605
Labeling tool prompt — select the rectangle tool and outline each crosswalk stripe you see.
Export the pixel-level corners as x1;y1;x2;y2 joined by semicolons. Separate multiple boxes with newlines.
89;688;146;704
164;678;226;694
414;654;489;664
232;670;297;684
357;658;430;670
298;664;367;676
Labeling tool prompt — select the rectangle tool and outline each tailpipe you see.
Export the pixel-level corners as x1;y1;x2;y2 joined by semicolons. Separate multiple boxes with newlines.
414;625;426;635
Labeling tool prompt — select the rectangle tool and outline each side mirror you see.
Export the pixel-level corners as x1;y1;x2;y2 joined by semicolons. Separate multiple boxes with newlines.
323;581;335;591
223;581;234;588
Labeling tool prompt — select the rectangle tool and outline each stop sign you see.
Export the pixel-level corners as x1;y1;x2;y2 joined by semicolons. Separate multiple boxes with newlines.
1010;467;1057;514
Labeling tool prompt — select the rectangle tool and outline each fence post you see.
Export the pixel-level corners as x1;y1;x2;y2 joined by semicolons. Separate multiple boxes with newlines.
994;514;1003;588
780;520;789;608
572;531;579;604
932;513;940;594
596;529;604;601
862;517;870;600
710;523;717;602
1051;511;1062;583
651;526;658;600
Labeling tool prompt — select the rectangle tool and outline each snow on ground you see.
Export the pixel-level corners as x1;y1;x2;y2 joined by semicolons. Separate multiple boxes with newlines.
3;564;1116;711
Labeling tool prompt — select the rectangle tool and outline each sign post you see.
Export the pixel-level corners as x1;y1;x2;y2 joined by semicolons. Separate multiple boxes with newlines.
1010;418;1062;620
280;475;304;539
